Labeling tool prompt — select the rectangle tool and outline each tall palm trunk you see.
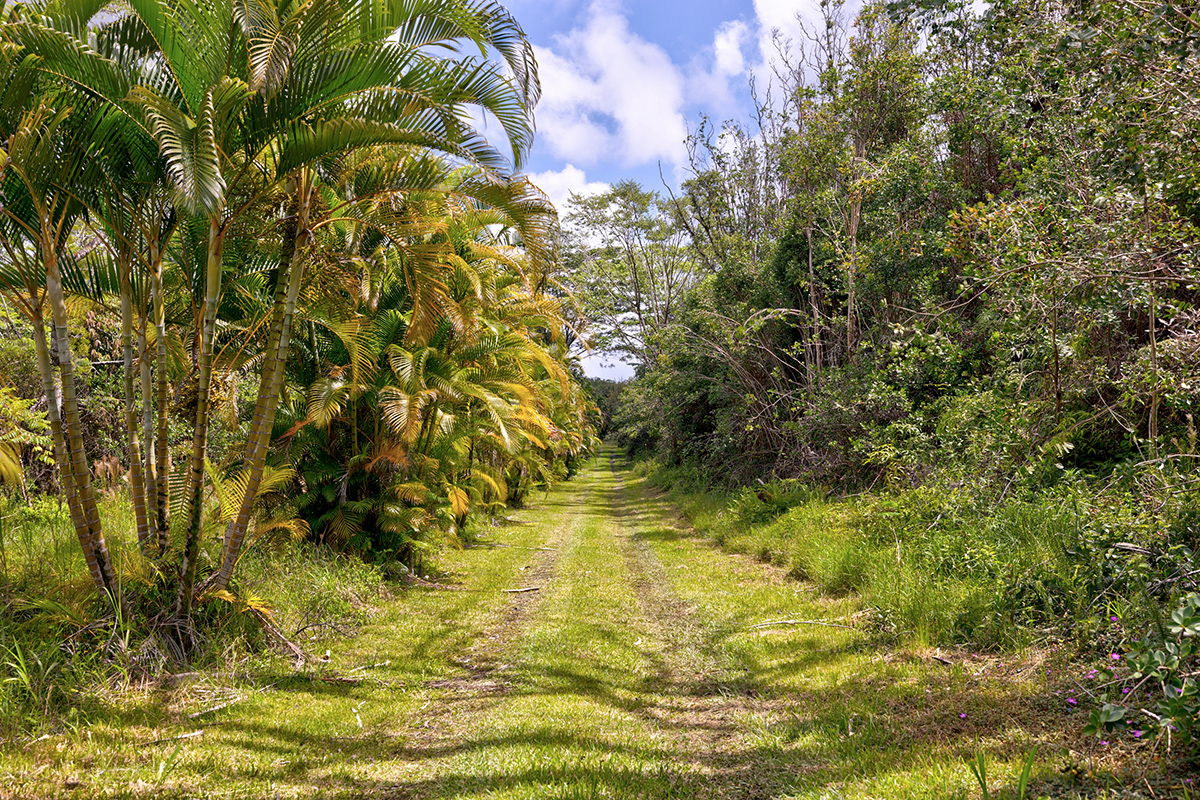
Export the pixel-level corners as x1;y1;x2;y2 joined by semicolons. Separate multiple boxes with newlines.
214;175;312;590
30;299;109;590
44;230;117;597
138;304;158;548
120;247;151;553
152;238;171;551
176;215;225;622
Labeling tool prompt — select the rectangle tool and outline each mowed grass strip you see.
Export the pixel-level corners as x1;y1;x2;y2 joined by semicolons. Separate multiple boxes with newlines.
398;454;711;799
618;455;1079;800
0;479;568;800
2;449;1093;799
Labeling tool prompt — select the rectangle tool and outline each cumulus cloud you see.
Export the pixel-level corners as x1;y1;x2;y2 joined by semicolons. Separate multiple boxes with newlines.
527;164;609;215
526;0;865;179
740;0;864;107
714;20;750;76
533;3;688;168
752;0;810;47
685;20;751;116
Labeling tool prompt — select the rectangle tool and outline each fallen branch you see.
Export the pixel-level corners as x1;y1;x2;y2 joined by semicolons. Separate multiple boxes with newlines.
145;730;204;746
750;619;857;631
503;586;541;594
249;607;307;664
188;698;243;719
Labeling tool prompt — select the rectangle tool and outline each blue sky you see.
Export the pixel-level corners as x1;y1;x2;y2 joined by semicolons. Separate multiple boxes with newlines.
499;1;821;377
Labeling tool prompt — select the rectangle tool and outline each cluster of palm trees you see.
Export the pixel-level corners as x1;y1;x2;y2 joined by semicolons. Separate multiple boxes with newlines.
0;0;594;640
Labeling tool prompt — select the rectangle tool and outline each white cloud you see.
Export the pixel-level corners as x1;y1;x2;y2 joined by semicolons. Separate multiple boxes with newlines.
685;20;750;117
579;349;635;381
745;0;863;105
713;20;750;76
533;3;688;168
752;0;809;44
528;164;608;214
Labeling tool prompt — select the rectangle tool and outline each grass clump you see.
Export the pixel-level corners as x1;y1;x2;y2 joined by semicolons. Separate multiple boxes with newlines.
237;542;385;645
647;464;1187;654
0;484;390;743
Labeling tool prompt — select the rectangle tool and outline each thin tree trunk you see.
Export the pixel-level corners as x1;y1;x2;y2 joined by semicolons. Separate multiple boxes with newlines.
845;144;864;356
31;300;106;590
214;175;311;590
847;199;859;354
806;223;822;378
139;302;158;549
176;215;225;624
152;239;170;552
120;249;151;553
1143;188;1159;460
1051;282;1062;415
1149;289;1159;459
45;235;116;597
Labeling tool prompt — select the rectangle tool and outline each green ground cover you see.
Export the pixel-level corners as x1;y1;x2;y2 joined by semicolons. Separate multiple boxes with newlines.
1;448;1193;798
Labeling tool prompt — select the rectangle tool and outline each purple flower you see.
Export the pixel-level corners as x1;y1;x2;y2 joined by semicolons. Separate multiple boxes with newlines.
1111;653;1121;660
1100;740;1109;745
1111;616;1119;622
959;713;967;719
1067;697;1078;705
1132;730;1144;739
1123;687;1131;694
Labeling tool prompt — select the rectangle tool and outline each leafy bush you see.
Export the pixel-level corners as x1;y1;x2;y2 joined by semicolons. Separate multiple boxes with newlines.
729;478;822;526
1086;591;1200;752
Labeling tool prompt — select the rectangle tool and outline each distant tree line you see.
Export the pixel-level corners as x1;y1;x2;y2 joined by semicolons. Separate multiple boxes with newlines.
566;0;1200;494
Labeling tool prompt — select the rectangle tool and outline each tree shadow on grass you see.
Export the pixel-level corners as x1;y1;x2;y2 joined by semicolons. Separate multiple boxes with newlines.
265;669;1071;799
262;640;1079;797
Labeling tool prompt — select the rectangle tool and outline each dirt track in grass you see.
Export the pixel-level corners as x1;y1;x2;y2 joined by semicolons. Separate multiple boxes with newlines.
6;445;1166;799
338;448;1071;800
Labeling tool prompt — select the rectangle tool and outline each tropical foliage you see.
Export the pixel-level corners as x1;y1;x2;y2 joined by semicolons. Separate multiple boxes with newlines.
0;0;593;647
569;0;1200;743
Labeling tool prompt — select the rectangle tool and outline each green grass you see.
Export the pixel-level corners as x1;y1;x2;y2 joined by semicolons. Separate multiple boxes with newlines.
0;448;1195;798
647;465;1162;652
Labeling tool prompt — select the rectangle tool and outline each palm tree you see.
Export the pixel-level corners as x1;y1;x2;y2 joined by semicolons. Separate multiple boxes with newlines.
6;0;545;633
0;96;122;600
279;174;589;560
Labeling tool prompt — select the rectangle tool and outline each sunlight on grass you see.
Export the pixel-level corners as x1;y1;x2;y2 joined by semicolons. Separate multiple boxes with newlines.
0;448;1130;798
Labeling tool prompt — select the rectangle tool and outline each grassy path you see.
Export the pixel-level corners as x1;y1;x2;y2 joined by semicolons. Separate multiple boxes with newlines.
3;447;1083;799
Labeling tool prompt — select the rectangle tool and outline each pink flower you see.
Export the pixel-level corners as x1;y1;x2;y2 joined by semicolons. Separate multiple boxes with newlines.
1067;697;1078;705
1111;653;1121;660
959;713;967;719
1132;730;1144;739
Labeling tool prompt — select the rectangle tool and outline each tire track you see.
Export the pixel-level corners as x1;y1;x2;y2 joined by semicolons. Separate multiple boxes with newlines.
607;460;792;799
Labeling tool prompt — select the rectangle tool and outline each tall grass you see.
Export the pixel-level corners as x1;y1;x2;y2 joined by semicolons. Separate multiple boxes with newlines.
648;465;1160;651
0;488;387;736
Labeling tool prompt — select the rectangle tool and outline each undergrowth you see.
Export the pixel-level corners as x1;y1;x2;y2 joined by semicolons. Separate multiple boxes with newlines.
645;460;1199;653
0;490;387;740
641;456;1200;769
